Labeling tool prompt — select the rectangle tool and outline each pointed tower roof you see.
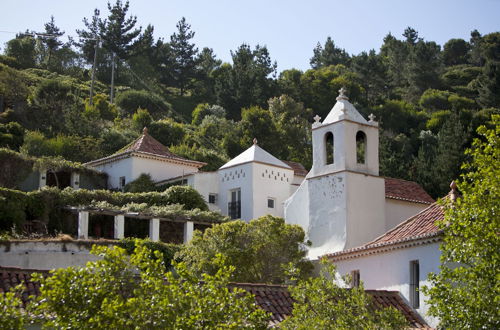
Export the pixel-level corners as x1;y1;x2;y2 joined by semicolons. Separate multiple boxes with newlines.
220;139;292;170
322;87;369;125
85;127;206;168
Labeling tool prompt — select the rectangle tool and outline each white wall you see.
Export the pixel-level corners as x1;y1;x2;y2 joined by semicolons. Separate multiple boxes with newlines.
189;172;220;212
385;199;429;231
92;157;133;189
345;172;386;249
218;163;253;220
132;157;198;184
332;243;442;328
252;163;294;218
0;241;104;270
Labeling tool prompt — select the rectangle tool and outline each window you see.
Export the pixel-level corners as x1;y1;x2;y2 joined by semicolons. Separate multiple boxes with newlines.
351;270;360;288
325;132;334;165
356;131;366;164
267;198;275;208
410;260;420;308
119;176;126;188
208;193;217;204
228;189;241;219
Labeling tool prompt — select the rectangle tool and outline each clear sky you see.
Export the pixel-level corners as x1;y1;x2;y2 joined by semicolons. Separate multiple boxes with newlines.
1;0;499;72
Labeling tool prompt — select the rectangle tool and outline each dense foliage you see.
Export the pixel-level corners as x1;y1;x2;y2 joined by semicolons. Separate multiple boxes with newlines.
424;115;500;328
31;243;270;328
0;285;26;330
0;2;499;198
280;260;408;329
0;185;221;233
177;215;313;284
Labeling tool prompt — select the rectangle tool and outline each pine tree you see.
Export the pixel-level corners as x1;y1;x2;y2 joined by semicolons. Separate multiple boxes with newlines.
310;36;350;68
42;16;64;69
170;17;199;95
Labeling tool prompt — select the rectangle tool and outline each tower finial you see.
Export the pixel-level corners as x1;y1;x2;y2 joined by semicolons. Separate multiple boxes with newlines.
253;138;258;145
450;180;459;202
336;87;349;101
143;127;148;135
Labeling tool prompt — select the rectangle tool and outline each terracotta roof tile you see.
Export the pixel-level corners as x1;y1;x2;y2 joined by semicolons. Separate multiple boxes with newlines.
326;202;444;259
231;283;429;328
122;127;178;158
366;202;443;247
0;267;48;306
1;267;429;328
86;128;206;167
384;177;434;204
282;161;309;177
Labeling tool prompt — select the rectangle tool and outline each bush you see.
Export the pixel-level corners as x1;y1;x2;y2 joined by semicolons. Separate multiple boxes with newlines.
115;90;173;118
124;173;157;193
117;238;182;267
162;185;208;211
148;119;185;147
0;148;33;189
0;188;29;231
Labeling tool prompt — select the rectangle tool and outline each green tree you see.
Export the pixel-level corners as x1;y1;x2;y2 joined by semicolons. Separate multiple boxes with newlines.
268;95;312;167
148;118;185;146
163;185;208;210
310;36;350;68
177;215;313;284
169;17;199;95
280;259;408;329
32;243;269;329
442;38;470;66
239;105;281;156
115;89;173;118
4;34;37;69
124;173;157;192
424;115;500;329
477;32;500;108
40;16;65;69
0;285;26;329
132;108;153;131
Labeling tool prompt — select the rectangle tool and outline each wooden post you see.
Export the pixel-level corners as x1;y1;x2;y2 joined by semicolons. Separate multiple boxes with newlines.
149;218;160;242
78;211;89;239
183;221;194;243
114;215;124;239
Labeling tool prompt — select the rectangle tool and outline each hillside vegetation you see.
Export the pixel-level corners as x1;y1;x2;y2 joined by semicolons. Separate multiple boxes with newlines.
1;1;499;198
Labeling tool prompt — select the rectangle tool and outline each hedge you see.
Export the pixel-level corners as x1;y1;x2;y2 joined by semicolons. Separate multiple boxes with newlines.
0;185;225;233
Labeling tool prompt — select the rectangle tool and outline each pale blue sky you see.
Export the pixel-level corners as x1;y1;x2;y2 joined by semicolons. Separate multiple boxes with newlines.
1;0;499;72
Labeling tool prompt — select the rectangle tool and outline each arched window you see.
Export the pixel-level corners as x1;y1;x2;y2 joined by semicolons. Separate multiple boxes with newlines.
325;132;334;165
356;131;366;164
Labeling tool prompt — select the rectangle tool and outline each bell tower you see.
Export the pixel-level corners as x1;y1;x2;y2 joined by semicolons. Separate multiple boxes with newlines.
310;87;380;178
285;88;386;258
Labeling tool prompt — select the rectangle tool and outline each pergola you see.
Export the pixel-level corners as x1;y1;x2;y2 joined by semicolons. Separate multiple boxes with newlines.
66;206;219;244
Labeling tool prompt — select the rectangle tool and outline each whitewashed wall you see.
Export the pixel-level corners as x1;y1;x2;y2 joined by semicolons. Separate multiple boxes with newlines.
132;157;198;184
385;199;429;231
218;163;253;220
252;163;294;218
91;157;134;189
332;243;442;328
0;241;103;270
189;172;220;212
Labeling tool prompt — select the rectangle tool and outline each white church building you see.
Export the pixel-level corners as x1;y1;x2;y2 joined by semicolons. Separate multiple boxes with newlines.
86;88;445;327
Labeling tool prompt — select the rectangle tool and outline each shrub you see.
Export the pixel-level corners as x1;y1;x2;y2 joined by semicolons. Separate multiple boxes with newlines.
115;90;173;118
117;238;182;267
0;188;29;231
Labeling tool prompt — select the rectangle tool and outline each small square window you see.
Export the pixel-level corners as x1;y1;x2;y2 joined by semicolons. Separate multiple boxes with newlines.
267;198;275;208
208;193;217;204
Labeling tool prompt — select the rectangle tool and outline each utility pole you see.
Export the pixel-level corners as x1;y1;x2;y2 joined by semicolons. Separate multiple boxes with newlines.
89;37;100;106
110;52;115;104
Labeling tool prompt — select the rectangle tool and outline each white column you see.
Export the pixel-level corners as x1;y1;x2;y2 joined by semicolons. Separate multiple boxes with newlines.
71;172;80;190
39;170;47;189
149;218;160;242
78;211;89;239
183;221;194;243
114;215;124;239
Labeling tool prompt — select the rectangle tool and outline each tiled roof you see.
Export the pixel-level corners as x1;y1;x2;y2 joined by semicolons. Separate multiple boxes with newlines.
86;128;205;167
1;267;428;328
231;283;293;326
282;161;309;177
231;283;429;328
327;202;444;260
385;177;434;204
0;267;48;306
